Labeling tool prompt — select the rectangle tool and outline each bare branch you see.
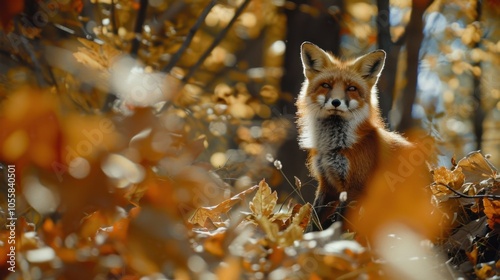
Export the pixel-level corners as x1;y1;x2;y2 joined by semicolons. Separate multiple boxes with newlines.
163;0;217;73
435;183;500;199
182;0;251;83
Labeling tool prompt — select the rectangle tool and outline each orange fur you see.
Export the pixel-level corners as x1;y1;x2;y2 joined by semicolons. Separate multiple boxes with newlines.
296;42;413;230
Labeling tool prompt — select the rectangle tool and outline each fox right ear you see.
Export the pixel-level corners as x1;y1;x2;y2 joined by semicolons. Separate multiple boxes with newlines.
300;42;331;76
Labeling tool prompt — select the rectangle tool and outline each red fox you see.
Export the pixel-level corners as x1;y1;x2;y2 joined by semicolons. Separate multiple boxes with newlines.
296;42;414;230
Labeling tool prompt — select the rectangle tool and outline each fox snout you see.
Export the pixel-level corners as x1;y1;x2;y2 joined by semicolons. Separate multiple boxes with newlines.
315;92;361;115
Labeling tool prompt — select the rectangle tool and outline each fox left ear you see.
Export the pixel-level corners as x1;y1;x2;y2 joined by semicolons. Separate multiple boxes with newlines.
353;50;386;82
300;42;332;78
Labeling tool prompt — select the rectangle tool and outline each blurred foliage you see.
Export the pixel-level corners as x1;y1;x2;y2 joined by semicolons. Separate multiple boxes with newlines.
0;0;498;279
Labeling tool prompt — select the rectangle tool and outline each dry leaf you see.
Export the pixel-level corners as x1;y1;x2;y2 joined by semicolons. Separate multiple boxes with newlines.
74;38;121;71
466;245;478;266
457;151;498;183
250;179;277;218
189;185;258;226
204;230;226;257
433;166;465;190
483;198;500;230
279;223;303;247
258;216;280;243
476;264;495;279
293;203;312;231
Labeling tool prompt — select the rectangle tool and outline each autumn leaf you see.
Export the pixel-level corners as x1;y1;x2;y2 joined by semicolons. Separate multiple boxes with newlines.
250;179;277;218
203;230;226;257
74;38;121;71
189;184;259;226
476;264;495;280
433;166;465;190
467;245;478;266
457;151;498;184
258;216;280;243
292;203;312;231
483;198;500;230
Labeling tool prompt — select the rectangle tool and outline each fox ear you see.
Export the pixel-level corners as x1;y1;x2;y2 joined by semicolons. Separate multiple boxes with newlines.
301;42;331;76
353;50;386;82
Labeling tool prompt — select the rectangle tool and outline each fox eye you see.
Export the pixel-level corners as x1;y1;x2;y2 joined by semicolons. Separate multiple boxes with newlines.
321;83;331;89
347;86;357;92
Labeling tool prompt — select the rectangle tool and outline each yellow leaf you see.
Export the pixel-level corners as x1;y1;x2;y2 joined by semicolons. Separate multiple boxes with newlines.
258;216;279;243
476;264;494;280
292;203;312;230
249;179;277;218
280;223;303;247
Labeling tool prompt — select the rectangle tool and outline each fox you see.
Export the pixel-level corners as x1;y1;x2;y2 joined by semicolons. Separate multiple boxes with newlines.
296;42;414;231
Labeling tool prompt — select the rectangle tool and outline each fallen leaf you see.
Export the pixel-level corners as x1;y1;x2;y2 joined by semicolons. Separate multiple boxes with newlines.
476;264;495;279
432;166;465;190
204;230;226;257
483;198;500;230
250;179;277;218
189;184;258;226
466;245;478;266
457;151;498;183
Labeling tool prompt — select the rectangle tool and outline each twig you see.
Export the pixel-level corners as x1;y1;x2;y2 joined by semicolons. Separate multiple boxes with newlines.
130;0;149;56
276;168;323;231
162;0;217;73
436;183;500;199
182;0;251;83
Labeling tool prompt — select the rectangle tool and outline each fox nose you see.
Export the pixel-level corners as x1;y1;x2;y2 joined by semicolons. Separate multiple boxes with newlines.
331;99;341;108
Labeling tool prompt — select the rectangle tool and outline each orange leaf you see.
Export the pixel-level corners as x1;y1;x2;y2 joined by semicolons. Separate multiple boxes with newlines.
476;264;495;279
483;198;500;230
466;245;478;266
432;166;465;190
204;231;226;257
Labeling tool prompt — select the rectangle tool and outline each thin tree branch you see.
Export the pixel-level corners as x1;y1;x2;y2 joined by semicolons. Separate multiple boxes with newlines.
130;0;148;56
397;0;433;131
182;0;251;83
110;0;118;35
376;0;397;125
162;0;217;73
435;183;500;199
472;1;484;150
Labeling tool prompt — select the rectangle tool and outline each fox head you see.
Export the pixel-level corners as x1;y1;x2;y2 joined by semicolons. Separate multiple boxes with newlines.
298;42;385;120
297;42;386;149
